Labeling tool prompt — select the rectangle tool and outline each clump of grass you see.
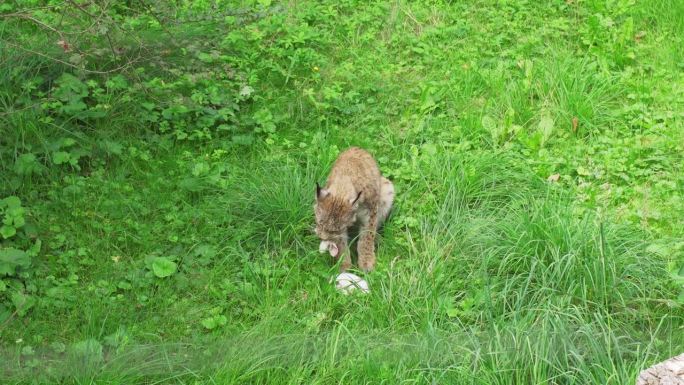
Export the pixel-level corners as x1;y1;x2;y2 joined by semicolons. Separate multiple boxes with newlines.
229;157;320;251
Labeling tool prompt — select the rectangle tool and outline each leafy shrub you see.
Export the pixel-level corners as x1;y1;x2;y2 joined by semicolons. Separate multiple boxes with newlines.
0;196;40;320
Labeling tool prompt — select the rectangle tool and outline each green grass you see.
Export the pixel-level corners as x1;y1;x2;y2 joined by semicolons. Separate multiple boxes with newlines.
1;0;683;384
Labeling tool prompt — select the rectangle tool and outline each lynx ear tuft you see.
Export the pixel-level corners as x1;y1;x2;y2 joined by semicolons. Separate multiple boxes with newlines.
349;191;362;206
316;182;330;200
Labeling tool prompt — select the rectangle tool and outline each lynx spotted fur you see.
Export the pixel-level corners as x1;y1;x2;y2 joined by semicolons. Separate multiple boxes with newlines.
315;147;394;272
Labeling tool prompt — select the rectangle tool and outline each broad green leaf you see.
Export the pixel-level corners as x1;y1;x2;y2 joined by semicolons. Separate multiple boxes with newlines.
8;205;25;216
54;73;88;101
11;291;35;316
0;225;16;239
7;207;25;231
101;140;123;155
194;244;217;258
53;151;71;165
3;196;21;209
141;102;156;111
216;315;227;326
61;138;77;148
60;100;87;114
0;248;30;274
201;317;218;330
28;239;42;257
201;315;227;330
152;257;177;278
14;154;43;175
105;75;128;90
576;166;590;176
21;346;35;356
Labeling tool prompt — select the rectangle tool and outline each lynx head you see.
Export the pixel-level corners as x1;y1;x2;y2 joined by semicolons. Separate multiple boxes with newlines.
314;183;361;257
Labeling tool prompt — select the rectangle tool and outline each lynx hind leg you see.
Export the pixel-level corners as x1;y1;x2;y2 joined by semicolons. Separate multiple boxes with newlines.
377;177;394;229
357;205;378;272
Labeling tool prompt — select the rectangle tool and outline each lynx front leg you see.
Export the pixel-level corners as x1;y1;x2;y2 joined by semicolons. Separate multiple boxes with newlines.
358;205;378;272
340;250;352;272
336;238;352;272
377;177;394;230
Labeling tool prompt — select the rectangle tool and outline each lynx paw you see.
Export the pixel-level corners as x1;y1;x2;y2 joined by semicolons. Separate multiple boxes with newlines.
319;241;339;257
358;255;376;272
340;259;352;272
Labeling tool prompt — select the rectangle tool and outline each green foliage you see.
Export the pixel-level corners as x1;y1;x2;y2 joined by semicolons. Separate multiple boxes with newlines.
150;257;177;278
0;196;39;319
13;154;43;176
0;0;683;383
0;248;30;276
201;307;228;330
0;196;24;239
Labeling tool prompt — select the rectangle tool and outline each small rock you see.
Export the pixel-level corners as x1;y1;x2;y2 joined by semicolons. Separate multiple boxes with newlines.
335;273;370;295
637;353;684;385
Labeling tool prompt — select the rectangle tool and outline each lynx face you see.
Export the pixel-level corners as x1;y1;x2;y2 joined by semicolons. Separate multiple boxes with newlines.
314;184;360;257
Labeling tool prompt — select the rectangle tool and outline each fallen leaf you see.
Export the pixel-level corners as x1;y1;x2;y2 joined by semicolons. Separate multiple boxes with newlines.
56;40;71;52
547;173;560;182
634;31;646;42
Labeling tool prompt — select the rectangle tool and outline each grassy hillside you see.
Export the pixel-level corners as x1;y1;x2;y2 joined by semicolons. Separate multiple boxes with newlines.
0;1;682;383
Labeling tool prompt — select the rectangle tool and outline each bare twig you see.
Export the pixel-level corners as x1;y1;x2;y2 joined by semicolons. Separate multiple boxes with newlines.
2;39;142;74
64;0;98;19
0;101;46;117
1;13;67;39
138;0;180;48
1;10;104;36
0;310;18;332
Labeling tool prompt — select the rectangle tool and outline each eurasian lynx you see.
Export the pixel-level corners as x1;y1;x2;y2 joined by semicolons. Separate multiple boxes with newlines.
315;147;394;272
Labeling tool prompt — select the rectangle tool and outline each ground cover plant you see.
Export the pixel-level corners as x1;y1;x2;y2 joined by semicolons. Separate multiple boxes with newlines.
0;0;683;383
